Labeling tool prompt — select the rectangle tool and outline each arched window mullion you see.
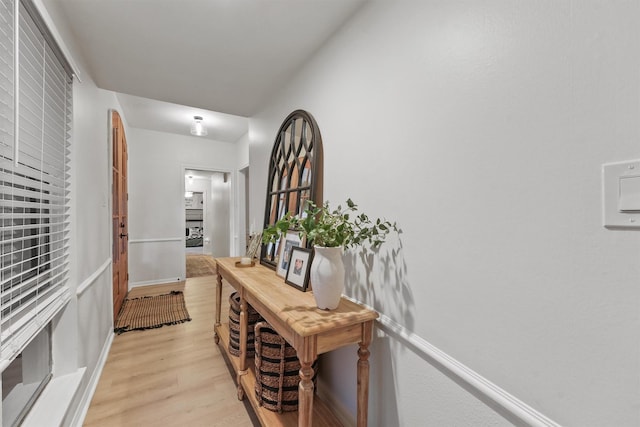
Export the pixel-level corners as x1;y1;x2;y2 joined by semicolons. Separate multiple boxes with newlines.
261;110;323;269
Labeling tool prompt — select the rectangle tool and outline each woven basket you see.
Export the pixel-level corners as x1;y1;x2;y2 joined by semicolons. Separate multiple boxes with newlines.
254;321;318;413
228;292;262;357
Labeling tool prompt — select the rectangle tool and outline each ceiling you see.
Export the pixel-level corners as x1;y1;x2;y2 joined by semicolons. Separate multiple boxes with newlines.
115;93;249;142
47;0;367;142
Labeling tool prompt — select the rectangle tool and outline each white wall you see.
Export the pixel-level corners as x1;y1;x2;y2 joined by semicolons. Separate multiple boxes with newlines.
208;173;232;258
249;1;640;426
31;1;130;424
128;129;237;285
72;83;127;383
236;132;250;255
236;132;250;169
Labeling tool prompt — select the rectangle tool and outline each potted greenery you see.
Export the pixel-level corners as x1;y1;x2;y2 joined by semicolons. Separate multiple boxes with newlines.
263;199;397;309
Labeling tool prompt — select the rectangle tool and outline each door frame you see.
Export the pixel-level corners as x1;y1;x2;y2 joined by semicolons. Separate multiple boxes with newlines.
109;109;128;321
181;165;237;273
238;164;250;255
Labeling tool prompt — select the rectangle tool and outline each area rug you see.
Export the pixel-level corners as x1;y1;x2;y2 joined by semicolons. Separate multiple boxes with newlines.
114;291;191;334
186;254;217;278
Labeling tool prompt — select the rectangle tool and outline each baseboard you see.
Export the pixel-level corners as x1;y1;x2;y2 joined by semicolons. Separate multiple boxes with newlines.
69;331;114;427
129;278;185;288
316;376;356;427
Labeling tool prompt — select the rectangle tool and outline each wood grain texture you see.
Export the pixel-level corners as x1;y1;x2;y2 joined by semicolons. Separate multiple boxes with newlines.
84;277;256;427
215;257;378;427
216;258;378;337
111;110;128;321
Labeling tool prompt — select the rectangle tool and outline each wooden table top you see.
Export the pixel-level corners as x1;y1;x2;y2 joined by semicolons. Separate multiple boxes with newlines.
215;257;378;338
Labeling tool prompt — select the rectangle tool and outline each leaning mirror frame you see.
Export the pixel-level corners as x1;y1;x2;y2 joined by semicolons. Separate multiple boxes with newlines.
260;110;323;270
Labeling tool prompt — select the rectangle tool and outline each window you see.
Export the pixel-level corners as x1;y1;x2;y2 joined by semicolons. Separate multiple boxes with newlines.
0;0;72;376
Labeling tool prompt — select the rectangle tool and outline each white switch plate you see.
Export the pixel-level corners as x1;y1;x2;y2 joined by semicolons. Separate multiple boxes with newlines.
603;159;640;229
619;175;640;211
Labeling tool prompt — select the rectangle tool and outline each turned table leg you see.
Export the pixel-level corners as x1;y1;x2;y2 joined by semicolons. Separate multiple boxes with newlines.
298;360;315;426
357;321;373;427
298;337;317;427
214;270;222;344
237;292;248;400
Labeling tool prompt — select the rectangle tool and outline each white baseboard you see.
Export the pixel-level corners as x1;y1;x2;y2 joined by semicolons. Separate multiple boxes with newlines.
69;332;114;427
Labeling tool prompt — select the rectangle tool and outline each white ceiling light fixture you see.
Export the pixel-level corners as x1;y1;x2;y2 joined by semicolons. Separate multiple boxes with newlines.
190;115;208;136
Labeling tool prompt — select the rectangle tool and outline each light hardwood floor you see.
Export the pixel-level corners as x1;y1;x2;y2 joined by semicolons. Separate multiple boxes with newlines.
83;276;257;427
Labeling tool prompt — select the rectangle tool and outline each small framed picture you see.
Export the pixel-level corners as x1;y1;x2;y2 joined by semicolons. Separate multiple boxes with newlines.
285;247;312;291
276;230;304;278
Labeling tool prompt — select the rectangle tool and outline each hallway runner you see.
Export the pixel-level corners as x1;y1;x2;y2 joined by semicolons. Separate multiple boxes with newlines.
186;254;217;278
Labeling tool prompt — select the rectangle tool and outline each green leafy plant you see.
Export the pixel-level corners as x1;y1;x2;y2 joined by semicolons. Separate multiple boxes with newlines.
262;199;397;249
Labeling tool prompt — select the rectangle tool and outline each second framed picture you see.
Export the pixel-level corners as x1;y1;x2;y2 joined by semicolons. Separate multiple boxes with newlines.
285;247;313;291
276;230;304;278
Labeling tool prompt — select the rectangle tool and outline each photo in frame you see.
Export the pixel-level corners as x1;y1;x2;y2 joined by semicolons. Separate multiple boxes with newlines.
285;247;312;291
276;230;304;278
245;231;263;259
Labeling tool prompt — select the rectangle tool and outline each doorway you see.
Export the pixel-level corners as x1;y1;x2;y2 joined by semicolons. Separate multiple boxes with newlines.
238;165;250;254
184;169;231;259
185;191;204;254
111;111;128;321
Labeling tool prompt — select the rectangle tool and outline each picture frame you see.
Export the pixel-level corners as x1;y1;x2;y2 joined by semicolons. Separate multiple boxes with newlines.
276;230;304;278
245;231;263;259
285;247;312;291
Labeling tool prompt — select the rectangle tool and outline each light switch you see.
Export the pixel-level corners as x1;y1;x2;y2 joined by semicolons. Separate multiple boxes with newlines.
603;159;640;229
619;176;640;212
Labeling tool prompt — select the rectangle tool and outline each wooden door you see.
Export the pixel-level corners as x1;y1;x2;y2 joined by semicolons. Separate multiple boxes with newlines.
112;111;128;320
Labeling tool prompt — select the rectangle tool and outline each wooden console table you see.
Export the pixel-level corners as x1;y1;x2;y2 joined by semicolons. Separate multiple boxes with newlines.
213;257;378;427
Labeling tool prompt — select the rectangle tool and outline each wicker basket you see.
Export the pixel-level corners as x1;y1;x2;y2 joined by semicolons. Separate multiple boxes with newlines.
254;321;318;413
228;292;262;357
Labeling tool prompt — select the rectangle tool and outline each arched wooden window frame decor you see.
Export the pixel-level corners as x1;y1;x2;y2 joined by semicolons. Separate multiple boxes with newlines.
260;110;323;270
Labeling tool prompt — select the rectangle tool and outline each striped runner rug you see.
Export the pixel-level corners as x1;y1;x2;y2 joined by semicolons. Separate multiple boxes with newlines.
114;291;191;334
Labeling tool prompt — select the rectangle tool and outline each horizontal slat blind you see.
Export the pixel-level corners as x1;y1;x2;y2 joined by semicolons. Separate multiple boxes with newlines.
0;0;71;361
0;0;12;170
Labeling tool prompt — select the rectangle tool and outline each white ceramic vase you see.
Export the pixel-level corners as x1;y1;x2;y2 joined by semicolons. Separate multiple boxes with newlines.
310;246;345;310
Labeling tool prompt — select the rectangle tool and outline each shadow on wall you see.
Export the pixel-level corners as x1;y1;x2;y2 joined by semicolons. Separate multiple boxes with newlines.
344;235;415;334
343;237;413;426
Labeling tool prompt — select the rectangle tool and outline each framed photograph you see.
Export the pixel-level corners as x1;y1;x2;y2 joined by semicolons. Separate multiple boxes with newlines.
276;230;304;278
285;247;312;291
245;231;263;259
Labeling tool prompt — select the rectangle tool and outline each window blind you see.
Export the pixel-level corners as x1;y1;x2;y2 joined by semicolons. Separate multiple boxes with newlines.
0;0;72;363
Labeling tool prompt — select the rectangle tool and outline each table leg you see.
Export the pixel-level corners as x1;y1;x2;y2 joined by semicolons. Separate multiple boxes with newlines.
298;337;317;427
214;270;222;344
357;321;373;427
237;292;248;400
298;360;315;426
